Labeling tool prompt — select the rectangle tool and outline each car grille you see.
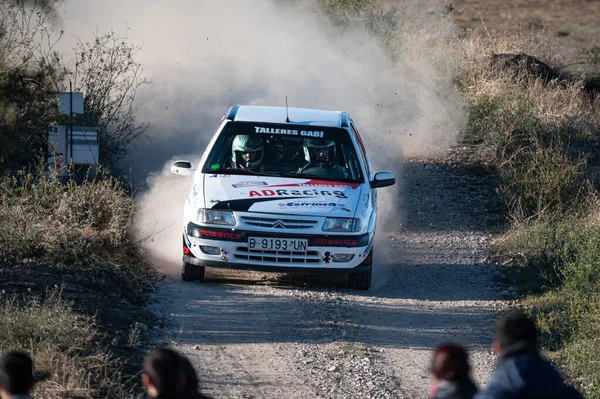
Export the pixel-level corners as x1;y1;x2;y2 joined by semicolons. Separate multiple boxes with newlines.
233;247;321;263
240;216;318;229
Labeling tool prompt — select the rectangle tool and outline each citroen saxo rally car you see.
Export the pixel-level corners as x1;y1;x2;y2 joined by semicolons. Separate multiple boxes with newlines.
171;105;395;290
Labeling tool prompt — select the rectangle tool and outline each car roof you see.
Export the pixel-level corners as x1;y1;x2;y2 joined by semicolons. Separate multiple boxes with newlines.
229;105;349;127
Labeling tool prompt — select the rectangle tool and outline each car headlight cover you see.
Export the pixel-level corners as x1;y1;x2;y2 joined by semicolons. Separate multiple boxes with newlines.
197;209;236;226
322;217;362;232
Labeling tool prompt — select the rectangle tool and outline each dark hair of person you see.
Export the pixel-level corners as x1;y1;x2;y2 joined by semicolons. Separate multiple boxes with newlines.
143;348;181;395
495;310;538;348
431;342;471;381
0;351;34;395
179;355;199;391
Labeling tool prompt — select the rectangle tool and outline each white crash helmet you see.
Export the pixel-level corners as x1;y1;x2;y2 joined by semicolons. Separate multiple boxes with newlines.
232;135;264;168
303;138;336;165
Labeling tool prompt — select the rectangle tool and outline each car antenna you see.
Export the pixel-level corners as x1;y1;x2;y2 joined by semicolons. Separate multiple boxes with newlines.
285;96;290;123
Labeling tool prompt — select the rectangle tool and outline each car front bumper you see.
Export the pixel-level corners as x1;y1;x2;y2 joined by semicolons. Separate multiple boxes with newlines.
183;255;371;274
183;223;373;273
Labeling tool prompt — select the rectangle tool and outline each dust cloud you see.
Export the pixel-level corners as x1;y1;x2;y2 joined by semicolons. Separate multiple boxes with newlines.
57;0;463;278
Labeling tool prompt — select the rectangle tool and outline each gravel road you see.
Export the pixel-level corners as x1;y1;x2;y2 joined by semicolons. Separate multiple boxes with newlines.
150;153;509;398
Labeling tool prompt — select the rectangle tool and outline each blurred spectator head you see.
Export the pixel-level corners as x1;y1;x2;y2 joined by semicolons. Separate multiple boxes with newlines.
431;342;471;381
494;310;538;352
0;351;35;396
142;348;181;397
179;354;199;391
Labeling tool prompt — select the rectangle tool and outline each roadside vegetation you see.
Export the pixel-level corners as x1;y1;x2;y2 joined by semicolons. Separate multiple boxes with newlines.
321;1;600;397
0;1;154;397
0;164;156;398
457;32;600;397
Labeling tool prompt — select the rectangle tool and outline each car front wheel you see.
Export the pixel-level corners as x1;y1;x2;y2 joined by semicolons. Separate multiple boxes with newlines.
182;262;205;282
348;249;373;290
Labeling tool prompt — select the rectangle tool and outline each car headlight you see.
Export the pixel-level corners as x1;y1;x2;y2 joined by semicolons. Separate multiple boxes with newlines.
322;218;362;232
197;209;236;226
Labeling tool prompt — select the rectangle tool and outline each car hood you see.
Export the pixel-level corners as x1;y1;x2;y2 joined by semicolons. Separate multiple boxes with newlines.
203;174;363;216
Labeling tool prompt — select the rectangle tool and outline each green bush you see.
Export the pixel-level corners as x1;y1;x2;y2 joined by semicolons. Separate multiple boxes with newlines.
504;219;600;397
527;290;600;398
555;231;600;296
558;333;600;397
503;220;600;291
465;93;539;146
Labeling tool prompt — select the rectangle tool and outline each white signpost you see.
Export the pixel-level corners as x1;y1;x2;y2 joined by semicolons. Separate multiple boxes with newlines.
47;125;99;176
48;84;99;177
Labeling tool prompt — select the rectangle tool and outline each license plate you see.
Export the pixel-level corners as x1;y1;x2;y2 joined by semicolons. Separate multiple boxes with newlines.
248;237;308;251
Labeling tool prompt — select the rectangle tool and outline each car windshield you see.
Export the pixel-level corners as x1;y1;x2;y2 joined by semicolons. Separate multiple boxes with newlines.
202;121;364;183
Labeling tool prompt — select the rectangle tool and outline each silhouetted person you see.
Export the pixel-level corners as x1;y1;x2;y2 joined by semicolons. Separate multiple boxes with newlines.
0;351;35;399
142;348;186;399
428;342;478;399
475;311;583;399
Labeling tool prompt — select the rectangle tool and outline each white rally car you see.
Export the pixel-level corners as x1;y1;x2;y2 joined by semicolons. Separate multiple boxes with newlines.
171;105;395;290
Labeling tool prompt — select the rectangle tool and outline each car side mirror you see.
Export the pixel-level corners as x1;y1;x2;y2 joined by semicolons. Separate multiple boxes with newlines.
370;172;395;188
171;160;195;177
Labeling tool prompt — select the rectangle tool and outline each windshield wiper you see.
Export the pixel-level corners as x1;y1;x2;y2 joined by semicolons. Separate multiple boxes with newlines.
277;171;319;179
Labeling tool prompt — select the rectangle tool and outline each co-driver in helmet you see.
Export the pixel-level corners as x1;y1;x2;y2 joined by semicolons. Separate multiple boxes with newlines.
302;138;348;179
231;135;264;172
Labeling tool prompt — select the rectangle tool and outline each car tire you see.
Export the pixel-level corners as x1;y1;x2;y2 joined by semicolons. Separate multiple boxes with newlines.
348;249;373;290
181;262;205;282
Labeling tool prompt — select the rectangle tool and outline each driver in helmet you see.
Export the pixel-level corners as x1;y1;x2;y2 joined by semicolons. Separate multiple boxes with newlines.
302;138;348;179
231;135;264;172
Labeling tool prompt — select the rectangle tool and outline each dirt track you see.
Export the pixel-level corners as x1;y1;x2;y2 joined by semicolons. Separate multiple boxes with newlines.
151;154;508;398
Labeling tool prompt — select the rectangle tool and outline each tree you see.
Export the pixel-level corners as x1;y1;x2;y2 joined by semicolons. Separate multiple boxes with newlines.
70;30;149;167
0;0;64;172
0;0;149;172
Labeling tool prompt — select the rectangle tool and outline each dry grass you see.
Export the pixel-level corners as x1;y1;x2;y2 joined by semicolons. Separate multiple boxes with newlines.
0;289;96;352
457;31;600;220
0;165;143;271
458;24;600;397
0;288;138;398
0;164;154;397
459;32;598;122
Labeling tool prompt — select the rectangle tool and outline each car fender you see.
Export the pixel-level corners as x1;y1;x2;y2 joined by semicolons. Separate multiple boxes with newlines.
183;198;191;229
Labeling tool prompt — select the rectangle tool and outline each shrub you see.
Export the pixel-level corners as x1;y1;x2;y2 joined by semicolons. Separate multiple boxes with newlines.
0;288;134;398
501;219;600;290
0;165;142;273
0;288;96;353
499;124;588;218
503;218;600;397
467;28;600;395
460;37;599;219
526;290;600;398
557;334;600;398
